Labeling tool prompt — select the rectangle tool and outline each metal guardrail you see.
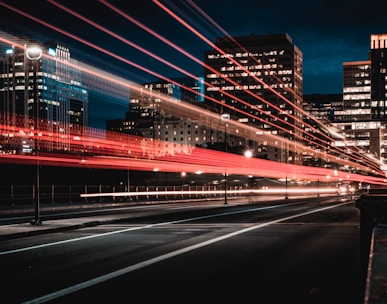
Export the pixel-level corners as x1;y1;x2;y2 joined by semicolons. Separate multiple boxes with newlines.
0;184;233;205
0;184;333;205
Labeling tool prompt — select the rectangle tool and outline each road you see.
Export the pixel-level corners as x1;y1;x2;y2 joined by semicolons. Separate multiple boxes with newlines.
0;196;364;303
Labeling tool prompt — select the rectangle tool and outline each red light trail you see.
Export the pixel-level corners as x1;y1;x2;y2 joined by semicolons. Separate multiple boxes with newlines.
98;0;382;174
0;1;379;175
0;1;386;186
152;0;383;174
0;114;386;186
0;33;377;178
184;0;378;168
0;34;342;172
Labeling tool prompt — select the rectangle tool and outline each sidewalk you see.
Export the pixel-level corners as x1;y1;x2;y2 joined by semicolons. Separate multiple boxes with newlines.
0;194;340;241
0;199;176;241
0;214;138;241
0;197;239;241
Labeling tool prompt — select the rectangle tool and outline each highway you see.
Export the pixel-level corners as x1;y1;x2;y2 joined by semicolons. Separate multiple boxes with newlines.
0;196;364;303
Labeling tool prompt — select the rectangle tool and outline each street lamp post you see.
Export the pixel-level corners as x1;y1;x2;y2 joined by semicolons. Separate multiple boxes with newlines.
285;175;289;199
221;113;230;205
244;149;253;203
27;46;43;226
317;178;320;197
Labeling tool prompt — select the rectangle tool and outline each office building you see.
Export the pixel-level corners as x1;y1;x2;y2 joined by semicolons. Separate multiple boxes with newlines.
204;33;303;164
0;42;89;153
303;93;343;168
330;34;387;171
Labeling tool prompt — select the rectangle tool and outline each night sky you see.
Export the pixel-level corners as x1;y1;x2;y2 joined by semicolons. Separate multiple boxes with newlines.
1;0;386;127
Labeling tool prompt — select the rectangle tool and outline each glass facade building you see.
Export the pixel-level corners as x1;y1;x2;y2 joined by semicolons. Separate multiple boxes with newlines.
0;42;88;153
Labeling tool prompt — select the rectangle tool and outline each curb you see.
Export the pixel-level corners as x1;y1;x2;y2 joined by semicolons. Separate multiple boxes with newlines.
0;220;105;241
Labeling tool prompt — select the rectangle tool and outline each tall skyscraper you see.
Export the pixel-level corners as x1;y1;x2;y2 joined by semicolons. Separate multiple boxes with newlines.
204;33;303;164
370;33;387;118
0;42;88;152
333;61;379;162
342;61;372;122
331;33;387;171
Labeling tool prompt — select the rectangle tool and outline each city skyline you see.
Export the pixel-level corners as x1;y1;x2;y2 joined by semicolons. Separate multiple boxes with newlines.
1;0;386;97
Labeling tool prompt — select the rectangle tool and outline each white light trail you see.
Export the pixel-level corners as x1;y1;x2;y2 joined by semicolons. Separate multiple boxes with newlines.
80;187;338;198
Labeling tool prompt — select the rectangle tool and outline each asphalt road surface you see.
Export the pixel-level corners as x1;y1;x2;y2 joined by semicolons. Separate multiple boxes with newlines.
0;196;364;303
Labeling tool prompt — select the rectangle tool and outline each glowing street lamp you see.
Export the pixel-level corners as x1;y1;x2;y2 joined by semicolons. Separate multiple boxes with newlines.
26;46;42;60
221;113;230;205
221;113;230;121
244;149;254;202
244;149;253;158
27;45;42;226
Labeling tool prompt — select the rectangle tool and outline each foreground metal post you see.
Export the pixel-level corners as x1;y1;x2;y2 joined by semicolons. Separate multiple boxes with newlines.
221;113;230;205
27;45;43;226
285;175;288;199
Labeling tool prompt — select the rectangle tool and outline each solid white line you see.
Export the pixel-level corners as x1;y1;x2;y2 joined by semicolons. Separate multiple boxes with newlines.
23;202;351;304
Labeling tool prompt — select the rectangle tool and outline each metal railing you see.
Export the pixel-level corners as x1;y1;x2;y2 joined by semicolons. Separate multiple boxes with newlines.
0;183;335;206
0;184;235;205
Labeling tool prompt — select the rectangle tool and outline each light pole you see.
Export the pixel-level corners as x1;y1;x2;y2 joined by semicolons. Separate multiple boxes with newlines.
27;46;43;226
317;178;320;197
221;113;230;205
285;174;289;199
244;149;253;203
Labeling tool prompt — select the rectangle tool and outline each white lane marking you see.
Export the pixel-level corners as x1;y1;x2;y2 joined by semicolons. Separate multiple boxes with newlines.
23;202;351;304
0;201;300;256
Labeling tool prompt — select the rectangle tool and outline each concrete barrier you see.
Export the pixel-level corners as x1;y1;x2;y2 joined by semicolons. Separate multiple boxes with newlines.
364;225;387;303
356;189;387;303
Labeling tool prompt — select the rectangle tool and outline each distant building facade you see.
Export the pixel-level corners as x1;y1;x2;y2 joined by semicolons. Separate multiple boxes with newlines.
303;93;343;168
106;77;217;148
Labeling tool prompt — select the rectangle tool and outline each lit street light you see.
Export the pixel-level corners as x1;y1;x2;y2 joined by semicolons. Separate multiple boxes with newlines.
244;149;253;158
244;149;253;203
27;45;43;226
26;46;42;61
